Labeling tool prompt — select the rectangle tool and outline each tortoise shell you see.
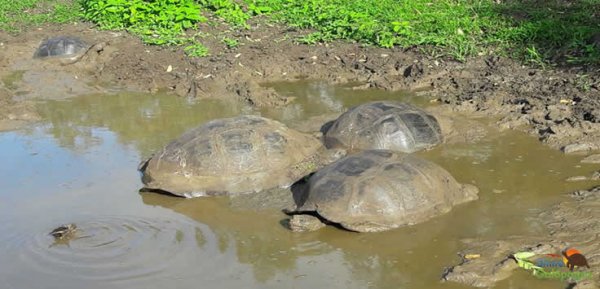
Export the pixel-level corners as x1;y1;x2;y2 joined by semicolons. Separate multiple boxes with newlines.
140;115;324;197
34;36;89;59
325;101;442;153
297;150;478;232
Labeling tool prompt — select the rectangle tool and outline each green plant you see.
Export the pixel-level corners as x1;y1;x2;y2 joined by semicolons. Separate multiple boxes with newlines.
199;0;250;27
80;0;205;45
246;1;273;15
525;45;547;68
222;37;239;49
575;74;592;92
185;43;210;57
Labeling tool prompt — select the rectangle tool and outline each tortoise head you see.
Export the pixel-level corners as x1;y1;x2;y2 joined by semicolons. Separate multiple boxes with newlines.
452;183;479;205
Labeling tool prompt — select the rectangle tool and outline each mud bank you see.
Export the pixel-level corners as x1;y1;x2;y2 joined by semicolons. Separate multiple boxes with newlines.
0;22;599;151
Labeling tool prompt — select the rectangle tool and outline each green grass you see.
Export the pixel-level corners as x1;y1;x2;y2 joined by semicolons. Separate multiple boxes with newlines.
1;0;598;64
0;0;80;33
242;0;600;64
493;0;600;65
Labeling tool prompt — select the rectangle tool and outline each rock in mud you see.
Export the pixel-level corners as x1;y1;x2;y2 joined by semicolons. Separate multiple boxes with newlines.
566;176;590;182
581;154;600;164
563;143;600;154
570;186;600;200
288;215;326;232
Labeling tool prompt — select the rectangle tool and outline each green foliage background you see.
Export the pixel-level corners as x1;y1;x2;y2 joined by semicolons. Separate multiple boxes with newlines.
0;0;598;64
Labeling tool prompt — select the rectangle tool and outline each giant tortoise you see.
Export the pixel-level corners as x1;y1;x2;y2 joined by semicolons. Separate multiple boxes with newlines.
139;115;344;198
325;101;443;153
33;36;92;64
286;150;478;232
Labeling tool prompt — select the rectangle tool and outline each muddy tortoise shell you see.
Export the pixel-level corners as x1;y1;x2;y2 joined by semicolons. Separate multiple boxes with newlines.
325;101;442;153
140;115;325;197
296;150;478;232
33;36;89;59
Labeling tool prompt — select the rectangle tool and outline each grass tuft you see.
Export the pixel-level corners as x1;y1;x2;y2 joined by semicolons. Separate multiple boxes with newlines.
0;0;80;33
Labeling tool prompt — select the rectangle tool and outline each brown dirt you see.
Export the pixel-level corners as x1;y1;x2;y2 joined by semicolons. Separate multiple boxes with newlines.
0;87;39;130
0;20;598;151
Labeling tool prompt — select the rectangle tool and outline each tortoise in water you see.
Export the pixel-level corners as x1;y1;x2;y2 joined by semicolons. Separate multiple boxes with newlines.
324;101;443;153
49;223;77;240
286;150;478;232
33;36;91;64
139;115;345;198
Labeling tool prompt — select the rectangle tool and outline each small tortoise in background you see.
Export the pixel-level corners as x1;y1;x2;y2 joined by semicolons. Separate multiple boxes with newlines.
286;150;478;232
33;36;91;64
325;101;443;153
139;115;344;198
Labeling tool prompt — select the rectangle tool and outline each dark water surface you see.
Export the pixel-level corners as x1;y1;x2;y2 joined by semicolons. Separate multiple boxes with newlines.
1;82;596;289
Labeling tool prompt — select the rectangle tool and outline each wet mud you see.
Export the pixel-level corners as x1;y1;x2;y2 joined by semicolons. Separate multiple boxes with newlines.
1;22;598;152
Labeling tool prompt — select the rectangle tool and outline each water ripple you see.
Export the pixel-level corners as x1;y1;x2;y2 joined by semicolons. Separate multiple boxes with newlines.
14;215;211;282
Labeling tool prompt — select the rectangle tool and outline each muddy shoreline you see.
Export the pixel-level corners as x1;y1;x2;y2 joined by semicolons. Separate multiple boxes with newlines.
1;22;599;152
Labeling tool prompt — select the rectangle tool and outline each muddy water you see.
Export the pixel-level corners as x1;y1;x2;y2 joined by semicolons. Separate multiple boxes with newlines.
0;82;597;289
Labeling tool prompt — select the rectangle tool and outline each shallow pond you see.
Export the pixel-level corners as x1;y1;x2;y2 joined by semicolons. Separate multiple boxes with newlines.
1;82;597;289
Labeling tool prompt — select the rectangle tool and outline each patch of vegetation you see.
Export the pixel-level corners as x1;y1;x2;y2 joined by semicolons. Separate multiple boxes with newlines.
222;36;239;49
0;0;80;33
243;0;499;60
242;0;599;64
492;0;600;65
2;0;598;64
184;43;210;57
198;0;250;27
80;0;206;45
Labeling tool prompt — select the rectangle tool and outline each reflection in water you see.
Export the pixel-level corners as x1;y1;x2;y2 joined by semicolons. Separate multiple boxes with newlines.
1;82;598;289
36;93;245;156
141;194;328;283
141;193;421;288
